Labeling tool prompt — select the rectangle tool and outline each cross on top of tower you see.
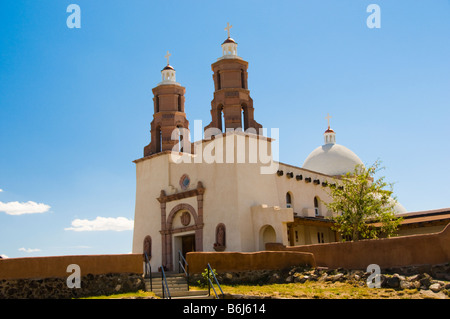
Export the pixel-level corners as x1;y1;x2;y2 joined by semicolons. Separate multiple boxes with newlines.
225;22;233;38
165;51;171;66
325;113;332;129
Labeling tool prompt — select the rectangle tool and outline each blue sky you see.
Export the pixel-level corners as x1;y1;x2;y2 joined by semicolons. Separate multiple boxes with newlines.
1;0;449;258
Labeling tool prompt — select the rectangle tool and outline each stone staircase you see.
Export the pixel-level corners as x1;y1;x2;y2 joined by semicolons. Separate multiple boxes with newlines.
145;272;212;299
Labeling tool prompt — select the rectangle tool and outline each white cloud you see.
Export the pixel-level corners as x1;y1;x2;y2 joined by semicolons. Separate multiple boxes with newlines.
65;216;134;232
0;254;8;258
0;201;51;215
0;189;3;192
19;247;41;253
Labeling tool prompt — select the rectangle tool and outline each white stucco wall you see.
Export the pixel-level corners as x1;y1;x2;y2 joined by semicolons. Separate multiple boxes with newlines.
132;132;342;270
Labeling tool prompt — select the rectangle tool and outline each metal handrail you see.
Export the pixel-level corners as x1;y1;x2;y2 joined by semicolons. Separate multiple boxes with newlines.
160;266;171;299
178;251;189;290
144;252;152;291
207;263;223;299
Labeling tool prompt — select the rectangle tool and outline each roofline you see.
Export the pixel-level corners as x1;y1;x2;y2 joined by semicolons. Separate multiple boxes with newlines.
397;208;450;218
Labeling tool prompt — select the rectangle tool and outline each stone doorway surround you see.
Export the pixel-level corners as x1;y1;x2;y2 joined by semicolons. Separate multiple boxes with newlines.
157;181;205;271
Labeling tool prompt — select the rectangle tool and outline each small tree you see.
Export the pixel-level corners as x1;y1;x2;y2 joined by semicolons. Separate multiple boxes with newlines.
325;161;403;241
197;267;218;288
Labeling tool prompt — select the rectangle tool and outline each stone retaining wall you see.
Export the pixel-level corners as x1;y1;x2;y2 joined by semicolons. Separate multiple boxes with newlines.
0;272;145;299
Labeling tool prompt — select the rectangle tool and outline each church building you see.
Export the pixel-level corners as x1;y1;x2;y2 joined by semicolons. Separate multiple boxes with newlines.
131;24;449;271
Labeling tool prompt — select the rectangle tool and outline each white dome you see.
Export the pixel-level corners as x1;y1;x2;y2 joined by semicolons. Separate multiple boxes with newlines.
303;143;364;176
393;200;407;215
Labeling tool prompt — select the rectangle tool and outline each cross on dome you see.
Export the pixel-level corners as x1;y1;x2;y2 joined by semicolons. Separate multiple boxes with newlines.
220;22;239;58
160;50;177;85
164;51;171;66
225;22;233;38
323;113;336;144
325;113;332;129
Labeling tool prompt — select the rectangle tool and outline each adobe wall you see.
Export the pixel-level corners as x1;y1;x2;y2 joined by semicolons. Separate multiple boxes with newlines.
266;223;450;270
0;254;143;280
186;251;316;274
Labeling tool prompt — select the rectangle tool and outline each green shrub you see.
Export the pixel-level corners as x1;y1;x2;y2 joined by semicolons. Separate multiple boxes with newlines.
197;268;218;288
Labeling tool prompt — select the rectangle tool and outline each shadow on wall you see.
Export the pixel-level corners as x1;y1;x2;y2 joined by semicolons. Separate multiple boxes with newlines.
266;223;450;270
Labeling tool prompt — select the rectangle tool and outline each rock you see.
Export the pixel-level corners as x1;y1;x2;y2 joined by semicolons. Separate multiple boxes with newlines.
412;280;421;289
314;269;325;276
429;283;441;293
296;275;309;283
419;274;432;289
309;274;319;281
400;280;414;290
394;274;406;281
384;276;400;289
327;273;344;282
285;276;293;283
408;274;421;282
268;273;280;284
318;273;328;282
292;276;302;283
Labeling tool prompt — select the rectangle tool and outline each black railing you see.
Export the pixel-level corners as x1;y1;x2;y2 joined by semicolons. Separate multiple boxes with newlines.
178;251;189;291
207;263;223;299
160;266;171;299
144;252;152;291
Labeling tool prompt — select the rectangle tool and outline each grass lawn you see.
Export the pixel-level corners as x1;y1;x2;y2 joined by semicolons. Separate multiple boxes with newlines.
80;290;158;299
193;281;425;299
80;282;441;299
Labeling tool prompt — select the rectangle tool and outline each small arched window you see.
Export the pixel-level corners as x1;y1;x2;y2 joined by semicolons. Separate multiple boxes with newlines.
241;105;248;131
155;126;162;153
314;197;319;216
177;125;183;152
216;105;224;132
217;71;221;90
155;96;160;113
286;192;292;208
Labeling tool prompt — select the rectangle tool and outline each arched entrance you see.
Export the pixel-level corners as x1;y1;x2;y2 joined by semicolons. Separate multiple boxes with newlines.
162;203;203;271
157;182;205;272
259;225;277;251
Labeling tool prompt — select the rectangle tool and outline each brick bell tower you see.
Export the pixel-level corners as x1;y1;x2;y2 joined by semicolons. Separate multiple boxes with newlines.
144;51;190;156
205;23;262;137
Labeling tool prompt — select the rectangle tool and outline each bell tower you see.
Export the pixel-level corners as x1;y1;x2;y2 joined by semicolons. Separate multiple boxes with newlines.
144;51;190;156
324;113;336;145
205;23;262;136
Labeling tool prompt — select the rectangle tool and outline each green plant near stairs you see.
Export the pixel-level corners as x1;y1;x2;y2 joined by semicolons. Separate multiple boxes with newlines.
197;267;218;288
